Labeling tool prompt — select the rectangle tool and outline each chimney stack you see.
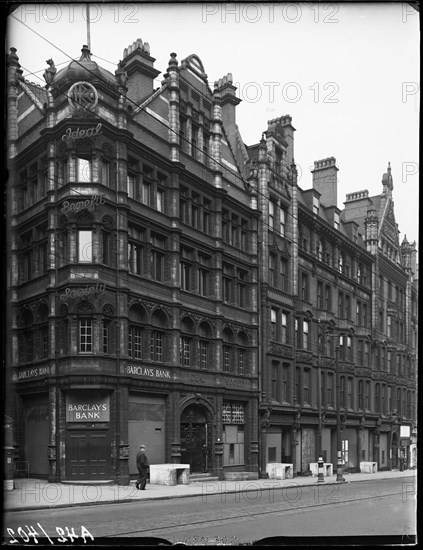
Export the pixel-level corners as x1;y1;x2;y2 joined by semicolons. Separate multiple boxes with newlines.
121;38;160;104
311;157;338;208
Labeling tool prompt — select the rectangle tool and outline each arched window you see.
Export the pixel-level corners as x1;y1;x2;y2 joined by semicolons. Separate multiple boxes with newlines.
19;309;34;363
180;316;195;366
75;140;93;183
150;309;168;363
199;322;212;370
36;303;49;359
128;304;147;359
58;304;69;355
237;332;249;375
76;211;94;264
102;304;114;355
77;303;94;354
223;328;235;373
101;216;114;267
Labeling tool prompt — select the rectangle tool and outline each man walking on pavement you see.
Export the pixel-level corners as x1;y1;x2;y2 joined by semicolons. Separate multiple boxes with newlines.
136;444;149;490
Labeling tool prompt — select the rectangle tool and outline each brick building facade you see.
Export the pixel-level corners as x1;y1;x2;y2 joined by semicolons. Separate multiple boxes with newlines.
6;42;260;483
6;38;417;482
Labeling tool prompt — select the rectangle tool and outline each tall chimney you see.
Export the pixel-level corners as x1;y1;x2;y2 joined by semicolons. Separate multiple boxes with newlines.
216;74;241;157
121;38;160;104
311;157;338;208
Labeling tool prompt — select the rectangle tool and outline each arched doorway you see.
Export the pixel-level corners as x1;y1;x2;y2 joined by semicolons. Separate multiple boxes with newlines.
180;404;212;473
391;431;399;469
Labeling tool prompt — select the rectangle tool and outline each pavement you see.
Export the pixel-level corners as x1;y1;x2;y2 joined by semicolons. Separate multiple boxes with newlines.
4;469;416;512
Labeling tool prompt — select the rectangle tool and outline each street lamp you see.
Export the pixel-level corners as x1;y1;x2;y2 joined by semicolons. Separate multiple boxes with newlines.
317;320;345;483
335;343;345;482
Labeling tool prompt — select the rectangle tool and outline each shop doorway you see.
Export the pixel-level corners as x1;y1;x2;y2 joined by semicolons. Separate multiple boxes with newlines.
391;432;399;469
180;404;211;473
66;430;110;480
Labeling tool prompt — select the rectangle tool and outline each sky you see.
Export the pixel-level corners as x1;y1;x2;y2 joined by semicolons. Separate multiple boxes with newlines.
7;2;420;249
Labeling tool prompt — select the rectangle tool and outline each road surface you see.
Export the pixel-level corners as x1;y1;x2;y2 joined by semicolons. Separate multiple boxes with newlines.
4;477;416;545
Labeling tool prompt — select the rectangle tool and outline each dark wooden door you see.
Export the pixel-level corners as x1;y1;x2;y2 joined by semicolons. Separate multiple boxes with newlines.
67;431;110;480
180;405;210;473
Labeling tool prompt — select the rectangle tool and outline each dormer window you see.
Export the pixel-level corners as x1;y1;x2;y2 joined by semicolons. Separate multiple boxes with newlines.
334;212;340;230
313;196;319;215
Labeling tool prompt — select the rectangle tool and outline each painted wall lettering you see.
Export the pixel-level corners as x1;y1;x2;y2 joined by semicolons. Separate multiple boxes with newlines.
189;373;205;382
17;366;50;380
224;377;247;388
126;365;171;379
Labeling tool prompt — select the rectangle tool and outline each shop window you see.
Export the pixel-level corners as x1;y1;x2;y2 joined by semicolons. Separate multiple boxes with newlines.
222;403;245;466
342;439;348;465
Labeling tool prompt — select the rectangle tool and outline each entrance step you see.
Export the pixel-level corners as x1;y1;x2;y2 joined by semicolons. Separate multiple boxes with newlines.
189;473;219;484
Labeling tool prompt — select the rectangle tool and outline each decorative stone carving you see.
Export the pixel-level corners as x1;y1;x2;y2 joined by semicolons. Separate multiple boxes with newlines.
260;406;272;428
43;59;57;88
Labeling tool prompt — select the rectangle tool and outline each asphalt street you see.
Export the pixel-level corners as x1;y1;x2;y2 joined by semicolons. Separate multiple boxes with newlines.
4;476;416;545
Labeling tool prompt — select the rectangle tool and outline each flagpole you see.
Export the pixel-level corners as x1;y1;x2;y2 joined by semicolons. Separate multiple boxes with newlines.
86;3;91;51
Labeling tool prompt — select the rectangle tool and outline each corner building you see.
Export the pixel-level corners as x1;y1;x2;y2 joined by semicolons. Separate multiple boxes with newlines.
6;41;260;483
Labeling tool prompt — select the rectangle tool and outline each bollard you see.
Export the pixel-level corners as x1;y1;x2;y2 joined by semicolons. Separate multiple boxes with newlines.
317;456;325;483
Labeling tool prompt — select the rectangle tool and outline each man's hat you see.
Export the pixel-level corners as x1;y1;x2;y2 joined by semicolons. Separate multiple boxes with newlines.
140;445;146;449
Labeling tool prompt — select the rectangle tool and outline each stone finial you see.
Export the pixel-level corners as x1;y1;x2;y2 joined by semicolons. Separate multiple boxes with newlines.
7;47;20;67
43;58;57;88
168;52;178;69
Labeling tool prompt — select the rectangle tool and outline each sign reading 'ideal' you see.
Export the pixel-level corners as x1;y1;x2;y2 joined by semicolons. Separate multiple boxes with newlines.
62;123;102;142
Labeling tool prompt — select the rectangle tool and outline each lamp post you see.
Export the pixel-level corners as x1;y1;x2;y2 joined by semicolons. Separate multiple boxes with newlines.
335;344;345;482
